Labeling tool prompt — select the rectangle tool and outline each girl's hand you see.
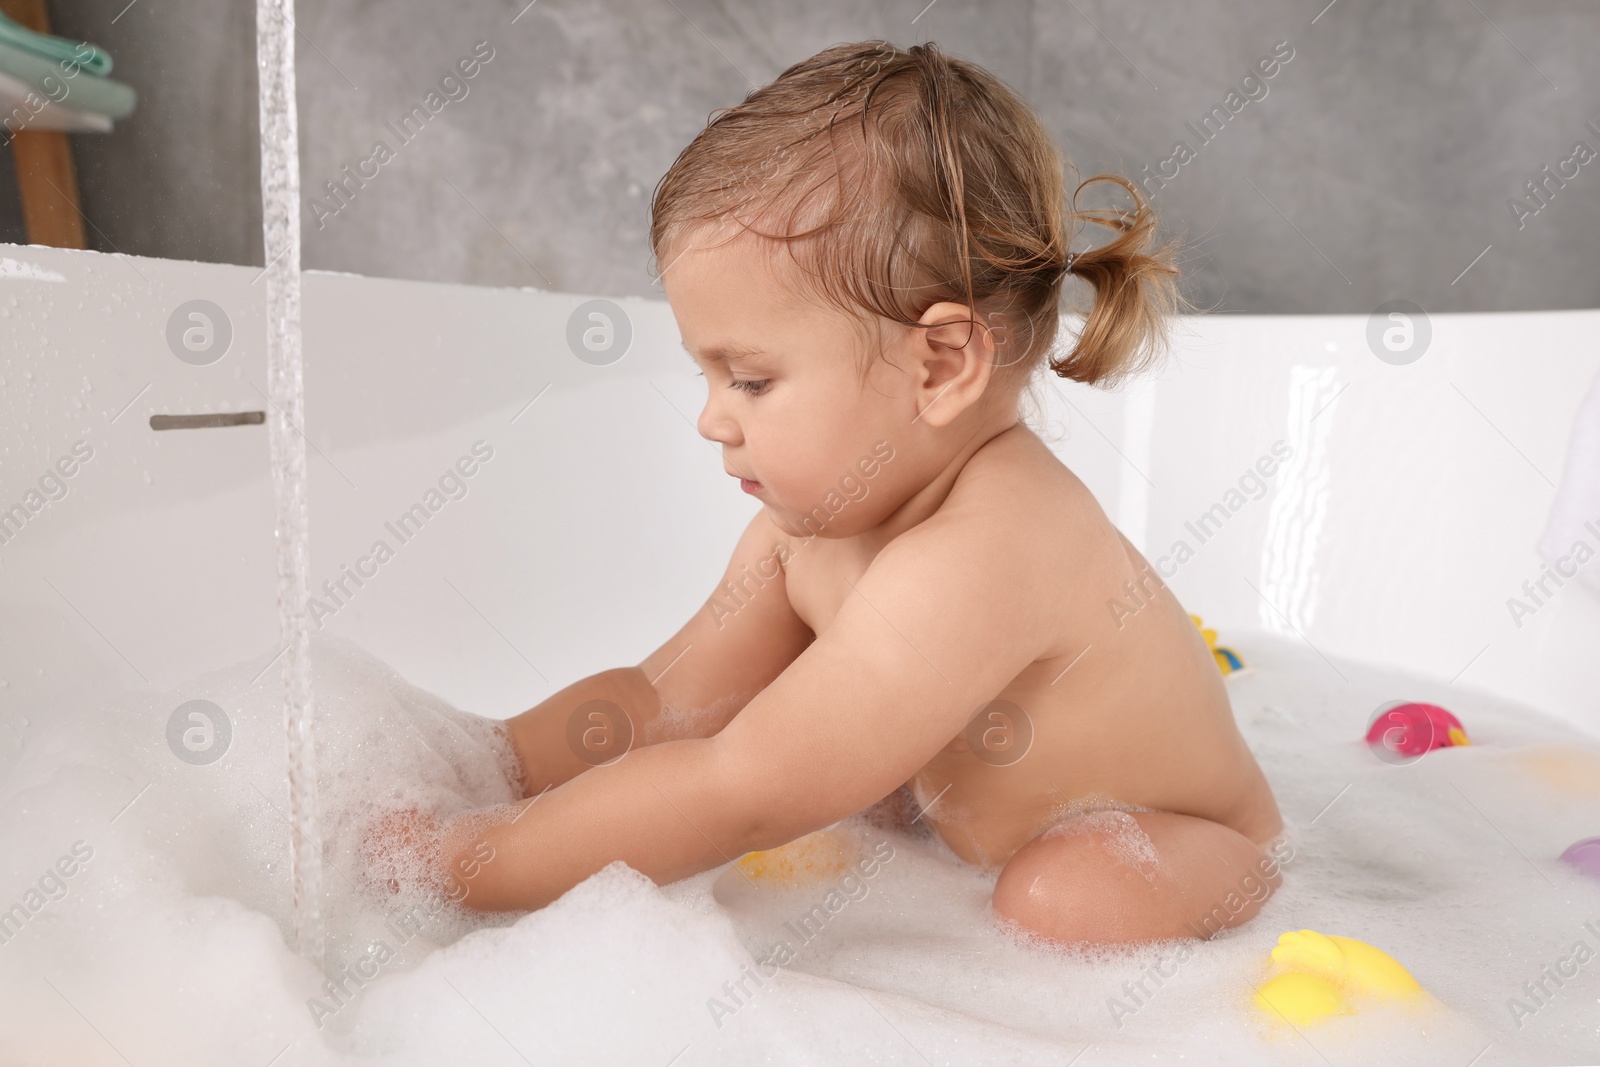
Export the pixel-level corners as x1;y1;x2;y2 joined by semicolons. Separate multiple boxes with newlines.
362;804;509;905
361;805;447;897
862;783;921;833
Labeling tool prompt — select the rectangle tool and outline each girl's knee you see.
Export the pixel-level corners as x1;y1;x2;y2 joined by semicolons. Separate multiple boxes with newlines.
991;811;1280;946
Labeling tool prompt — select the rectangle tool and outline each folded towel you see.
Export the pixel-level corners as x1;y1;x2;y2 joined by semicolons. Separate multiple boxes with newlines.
0;11;112;76
0;37;135;122
0;70;112;132
1538;366;1600;596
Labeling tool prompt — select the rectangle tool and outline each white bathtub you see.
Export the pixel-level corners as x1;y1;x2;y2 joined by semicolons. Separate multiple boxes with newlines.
3;243;1596;727
3;243;1598;1065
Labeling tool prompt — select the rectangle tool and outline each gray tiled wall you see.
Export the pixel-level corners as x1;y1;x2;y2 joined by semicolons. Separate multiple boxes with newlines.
5;0;1596;313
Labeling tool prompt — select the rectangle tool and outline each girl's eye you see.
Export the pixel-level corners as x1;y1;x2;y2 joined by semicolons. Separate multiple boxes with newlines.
730;379;770;396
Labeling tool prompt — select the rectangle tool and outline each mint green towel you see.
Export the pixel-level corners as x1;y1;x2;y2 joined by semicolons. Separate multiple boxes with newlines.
0;12;112;76
0;37;134;120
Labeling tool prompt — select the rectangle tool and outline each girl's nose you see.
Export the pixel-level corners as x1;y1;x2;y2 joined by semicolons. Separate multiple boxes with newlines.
696;390;741;446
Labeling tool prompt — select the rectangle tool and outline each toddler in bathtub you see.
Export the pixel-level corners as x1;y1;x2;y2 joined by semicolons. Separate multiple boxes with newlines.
374;40;1284;947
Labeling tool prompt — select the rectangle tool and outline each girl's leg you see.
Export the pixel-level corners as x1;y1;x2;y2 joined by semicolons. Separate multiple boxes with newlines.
991;810;1281;945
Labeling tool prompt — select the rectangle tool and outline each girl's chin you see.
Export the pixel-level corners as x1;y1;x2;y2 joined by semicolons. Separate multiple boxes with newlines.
763;507;809;536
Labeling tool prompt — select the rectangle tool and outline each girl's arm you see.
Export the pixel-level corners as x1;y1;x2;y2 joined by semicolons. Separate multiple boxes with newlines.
443;508;1053;912
500;508;812;796
501;667;664;796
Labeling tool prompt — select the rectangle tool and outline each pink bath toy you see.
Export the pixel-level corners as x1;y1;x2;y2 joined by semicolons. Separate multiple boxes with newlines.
1365;702;1469;764
1560;838;1600;880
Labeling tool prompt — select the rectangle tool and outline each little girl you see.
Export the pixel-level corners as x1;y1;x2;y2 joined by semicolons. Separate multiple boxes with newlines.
392;40;1284;947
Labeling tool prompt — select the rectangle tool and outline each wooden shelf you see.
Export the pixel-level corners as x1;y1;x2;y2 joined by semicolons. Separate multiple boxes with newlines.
1;0;87;249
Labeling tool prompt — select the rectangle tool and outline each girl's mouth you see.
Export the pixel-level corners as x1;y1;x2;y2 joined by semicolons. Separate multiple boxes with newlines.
739;478;762;494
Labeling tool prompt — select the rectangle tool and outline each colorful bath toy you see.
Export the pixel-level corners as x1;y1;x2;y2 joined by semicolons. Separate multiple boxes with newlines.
734;827;856;887
1560;837;1600;881
1254;930;1425;1026
1364;702;1469;759
1254;971;1348;1026
1190;614;1245;675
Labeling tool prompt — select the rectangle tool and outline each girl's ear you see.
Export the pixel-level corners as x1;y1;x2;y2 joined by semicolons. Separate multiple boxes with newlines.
911;302;999;428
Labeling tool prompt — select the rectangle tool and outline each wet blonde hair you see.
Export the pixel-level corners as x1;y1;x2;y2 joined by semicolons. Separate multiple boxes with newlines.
649;40;1189;388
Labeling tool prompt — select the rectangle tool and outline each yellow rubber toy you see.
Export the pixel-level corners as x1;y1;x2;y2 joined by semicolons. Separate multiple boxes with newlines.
1255;972;1348;1026
734;827;855;887
1255;930;1424;1026
1191;614;1245;675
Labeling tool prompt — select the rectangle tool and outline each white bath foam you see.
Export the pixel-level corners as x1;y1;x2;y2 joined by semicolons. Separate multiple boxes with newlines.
0;629;1596;1064
645;691;744;744
1040;804;1162;879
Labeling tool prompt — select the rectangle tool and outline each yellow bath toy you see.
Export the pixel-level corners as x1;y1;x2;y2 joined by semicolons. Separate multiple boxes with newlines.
734;827;856;887
1191;614;1244;674
1254;930;1424;1026
1254;971;1349;1026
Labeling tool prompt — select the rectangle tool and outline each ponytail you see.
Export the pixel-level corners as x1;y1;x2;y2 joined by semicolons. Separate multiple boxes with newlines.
1049;174;1187;387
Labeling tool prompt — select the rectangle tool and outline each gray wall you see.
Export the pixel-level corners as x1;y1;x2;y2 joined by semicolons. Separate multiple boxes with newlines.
3;0;1596;313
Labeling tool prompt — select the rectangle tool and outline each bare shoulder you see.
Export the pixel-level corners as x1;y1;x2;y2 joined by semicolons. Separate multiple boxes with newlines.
730;501;817;581
899;424;1116;563
869;426;1122;652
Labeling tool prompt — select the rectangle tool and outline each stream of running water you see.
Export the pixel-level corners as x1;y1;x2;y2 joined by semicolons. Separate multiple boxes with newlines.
255;0;325;965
